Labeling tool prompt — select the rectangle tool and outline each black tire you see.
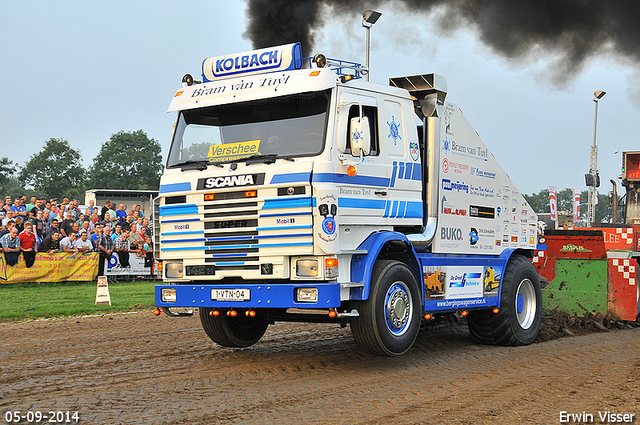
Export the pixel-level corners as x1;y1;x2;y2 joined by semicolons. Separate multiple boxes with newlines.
199;308;269;348
351;260;422;356
467;254;542;346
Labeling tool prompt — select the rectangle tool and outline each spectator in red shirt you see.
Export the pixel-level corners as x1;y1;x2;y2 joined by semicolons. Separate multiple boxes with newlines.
19;221;37;268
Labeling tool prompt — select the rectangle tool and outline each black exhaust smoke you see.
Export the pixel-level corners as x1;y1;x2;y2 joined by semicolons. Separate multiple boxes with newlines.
244;0;640;77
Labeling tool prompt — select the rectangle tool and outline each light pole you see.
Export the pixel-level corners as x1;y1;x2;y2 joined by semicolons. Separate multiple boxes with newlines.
587;90;606;227
362;10;381;82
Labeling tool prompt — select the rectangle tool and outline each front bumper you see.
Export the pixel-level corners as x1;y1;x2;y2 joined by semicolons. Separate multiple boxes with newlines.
155;282;342;309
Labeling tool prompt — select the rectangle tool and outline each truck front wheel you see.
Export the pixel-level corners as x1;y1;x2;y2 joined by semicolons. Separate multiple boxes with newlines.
351;260;422;356
467;254;542;346
199;308;269;348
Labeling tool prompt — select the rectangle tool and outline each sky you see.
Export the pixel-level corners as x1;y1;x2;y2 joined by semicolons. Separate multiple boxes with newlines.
2;1;640;196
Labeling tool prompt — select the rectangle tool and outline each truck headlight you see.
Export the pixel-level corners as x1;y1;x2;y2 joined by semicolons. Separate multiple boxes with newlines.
296;287;318;303
296;259;318;277
165;262;184;278
161;288;177;303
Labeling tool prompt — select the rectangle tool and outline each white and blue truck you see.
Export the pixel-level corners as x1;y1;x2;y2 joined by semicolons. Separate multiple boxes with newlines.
154;42;542;356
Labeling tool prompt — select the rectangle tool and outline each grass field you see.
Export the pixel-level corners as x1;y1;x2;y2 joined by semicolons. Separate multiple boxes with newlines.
0;280;157;321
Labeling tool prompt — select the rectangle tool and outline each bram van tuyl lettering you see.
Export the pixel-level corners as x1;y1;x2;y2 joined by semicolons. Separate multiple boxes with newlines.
191;75;291;98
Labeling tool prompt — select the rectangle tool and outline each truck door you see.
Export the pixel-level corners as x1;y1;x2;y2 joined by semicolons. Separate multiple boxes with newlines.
331;91;391;227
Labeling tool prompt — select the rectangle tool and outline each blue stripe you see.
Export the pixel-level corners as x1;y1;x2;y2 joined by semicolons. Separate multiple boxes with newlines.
159;204;198;216
162;242;314;252
398;162;405;181
262;197;312;209
412;163;422;180
260;211;312;218
405;201;423;219
257;225;313;231
339;198;386;210
159;182;191;194
161;218;200;223
313;173;390;187
212;253;248;257
161;231;205;236
399;201;407;218
390;161;398;187
162;233;312;244
391;201;399;218
214;262;245;266
270;172;311;184
404;163;413;179
384;201;391;218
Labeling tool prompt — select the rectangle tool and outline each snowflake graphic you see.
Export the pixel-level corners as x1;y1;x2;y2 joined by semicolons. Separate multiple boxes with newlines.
442;137;450;155
387;115;402;146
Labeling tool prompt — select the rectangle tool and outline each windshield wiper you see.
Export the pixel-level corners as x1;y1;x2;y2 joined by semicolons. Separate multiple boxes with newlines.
173;159;222;170
242;153;294;165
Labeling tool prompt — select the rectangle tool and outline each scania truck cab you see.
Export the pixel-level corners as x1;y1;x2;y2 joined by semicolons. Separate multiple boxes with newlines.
154;43;542;356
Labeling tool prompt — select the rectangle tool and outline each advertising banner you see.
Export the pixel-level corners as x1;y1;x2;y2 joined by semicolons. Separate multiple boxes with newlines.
0;252;98;284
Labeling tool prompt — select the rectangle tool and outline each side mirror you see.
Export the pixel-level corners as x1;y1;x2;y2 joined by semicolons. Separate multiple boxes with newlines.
350;116;371;156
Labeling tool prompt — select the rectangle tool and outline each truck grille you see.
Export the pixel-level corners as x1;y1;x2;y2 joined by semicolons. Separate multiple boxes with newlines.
158;186;313;279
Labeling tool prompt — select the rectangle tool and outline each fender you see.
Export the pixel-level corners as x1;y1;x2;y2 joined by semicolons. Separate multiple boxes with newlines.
349;231;421;301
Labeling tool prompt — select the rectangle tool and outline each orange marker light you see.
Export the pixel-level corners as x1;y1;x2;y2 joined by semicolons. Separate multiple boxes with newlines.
492;308;500;314
309;70;321;76
227;310;238;317
424;313;432;320
245;310;256;317
245;190;257;198
153;308;162;316
210;309;220;317
328;309;338;318
204;193;215;201
325;257;338;268
347;165;357;177
175;90;184;97
460;310;469;317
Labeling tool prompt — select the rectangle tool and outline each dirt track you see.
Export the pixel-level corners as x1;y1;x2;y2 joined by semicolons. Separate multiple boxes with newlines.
1;312;639;425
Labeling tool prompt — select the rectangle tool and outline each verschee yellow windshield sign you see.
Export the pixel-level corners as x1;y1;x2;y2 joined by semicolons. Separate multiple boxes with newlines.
208;140;260;162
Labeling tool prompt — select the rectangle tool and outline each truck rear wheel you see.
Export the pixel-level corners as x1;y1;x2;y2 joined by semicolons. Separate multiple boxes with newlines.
351;260;422;356
467;254;542;346
199;308;269;348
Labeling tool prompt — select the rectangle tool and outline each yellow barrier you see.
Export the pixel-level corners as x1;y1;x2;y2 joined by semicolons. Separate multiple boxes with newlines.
0;252;98;283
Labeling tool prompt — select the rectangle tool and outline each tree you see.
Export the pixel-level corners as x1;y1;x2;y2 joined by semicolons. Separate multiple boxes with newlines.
524;188;614;224
88;130;162;190
18;138;85;201
0;157;16;196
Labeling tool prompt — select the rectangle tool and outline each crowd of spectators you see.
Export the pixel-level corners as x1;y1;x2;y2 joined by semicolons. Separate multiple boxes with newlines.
0;195;154;276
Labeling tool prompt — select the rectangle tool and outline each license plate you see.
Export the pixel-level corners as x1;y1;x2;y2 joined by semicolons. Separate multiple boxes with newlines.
211;288;250;302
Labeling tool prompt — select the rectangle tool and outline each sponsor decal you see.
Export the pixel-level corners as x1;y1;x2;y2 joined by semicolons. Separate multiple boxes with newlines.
560;244;592;252
317;195;337;242
469;184;495;198
410;141;419;161
197;173;265;189
442;196;467;216
448;272;482;288
470;167;496;179
207;140;260;162
442;139;489;160
469;228;479;245
443;158;469;174
276;218;296;224
441;227;464;241
469;205;495;219
442;179;469;193
173;224;190;230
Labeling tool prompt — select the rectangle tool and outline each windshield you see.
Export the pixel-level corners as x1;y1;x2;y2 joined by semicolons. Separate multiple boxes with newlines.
167;89;331;167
